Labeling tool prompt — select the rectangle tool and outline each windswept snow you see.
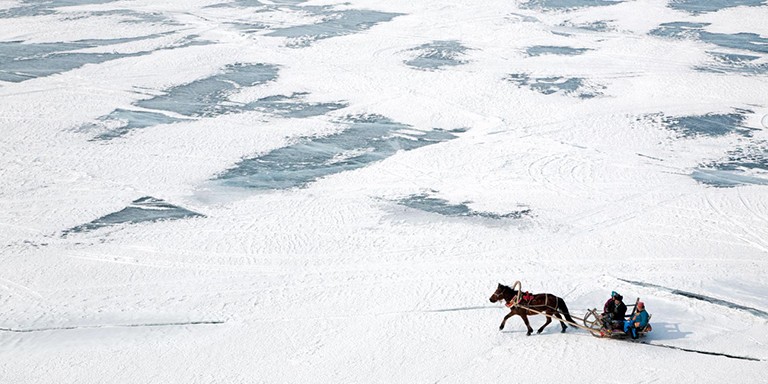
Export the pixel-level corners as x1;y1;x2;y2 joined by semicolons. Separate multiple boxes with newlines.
1;0;767;383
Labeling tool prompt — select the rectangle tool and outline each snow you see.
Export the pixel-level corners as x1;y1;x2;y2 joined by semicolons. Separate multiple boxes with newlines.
1;0;767;382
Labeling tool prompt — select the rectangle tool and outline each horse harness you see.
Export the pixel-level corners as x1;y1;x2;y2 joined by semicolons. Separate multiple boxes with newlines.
507;290;557;312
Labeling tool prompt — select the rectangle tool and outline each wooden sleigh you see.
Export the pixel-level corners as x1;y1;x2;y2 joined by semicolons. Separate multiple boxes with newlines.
582;298;652;338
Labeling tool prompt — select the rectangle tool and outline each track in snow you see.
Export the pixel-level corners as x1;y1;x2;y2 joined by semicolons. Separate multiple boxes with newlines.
0;320;225;333
619;278;768;319
639;341;762;362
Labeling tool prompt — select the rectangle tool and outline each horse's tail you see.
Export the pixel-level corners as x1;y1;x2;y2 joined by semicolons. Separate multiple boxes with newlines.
557;297;576;326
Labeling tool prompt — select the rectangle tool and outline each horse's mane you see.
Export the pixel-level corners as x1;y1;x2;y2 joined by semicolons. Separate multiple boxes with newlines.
500;284;518;295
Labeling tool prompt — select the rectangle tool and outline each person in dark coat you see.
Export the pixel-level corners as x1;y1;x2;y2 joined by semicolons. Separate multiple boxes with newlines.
602;293;627;329
602;291;618;317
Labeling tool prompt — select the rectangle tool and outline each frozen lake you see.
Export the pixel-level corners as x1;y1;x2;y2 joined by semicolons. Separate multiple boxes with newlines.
1;0;767;382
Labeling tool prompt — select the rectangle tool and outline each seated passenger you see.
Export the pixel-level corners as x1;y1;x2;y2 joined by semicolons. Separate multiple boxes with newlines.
602;291;618;315
607;294;627;329
623;302;649;339
601;292;627;329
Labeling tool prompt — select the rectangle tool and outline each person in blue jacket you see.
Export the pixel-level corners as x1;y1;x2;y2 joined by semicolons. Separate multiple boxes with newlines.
623;302;649;339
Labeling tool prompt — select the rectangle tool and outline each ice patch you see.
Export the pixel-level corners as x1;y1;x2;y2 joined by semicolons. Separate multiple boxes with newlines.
85;63;280;140
83;9;177;25
207;0;306;7
63;196;204;236
404;40;471;70
89;109;189;141
650;22;768;55
660;109;755;138
696;52;768;75
397;193;531;220
0;0;119;18
694;144;768;188
135;63;279;117
560;20;614;32
226;21;268;34
506;73;604;98
204;2;401;47
691;169;768;188
0;35;173;83
215;115;463;190
506;13;540;23
205;0;266;9
243;93;347;119
519;0;624;11
265;7;401;48
666;0;767;15
525;45;590;56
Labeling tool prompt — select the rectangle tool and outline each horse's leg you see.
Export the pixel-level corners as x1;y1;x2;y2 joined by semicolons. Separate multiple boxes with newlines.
537;312;552;334
521;314;533;336
552;311;567;333
499;310;516;330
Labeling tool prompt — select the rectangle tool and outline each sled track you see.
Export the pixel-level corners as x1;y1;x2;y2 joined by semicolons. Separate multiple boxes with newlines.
567;330;762;361
639;341;762;362
619;278;768;319
0;320;224;333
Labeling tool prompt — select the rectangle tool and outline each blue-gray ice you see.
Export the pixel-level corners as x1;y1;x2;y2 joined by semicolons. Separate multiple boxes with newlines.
526;46;590;57
0;0;118;18
265;7;401;47
519;0;623;11
560;20;613;32
662;110;755;137
506;73;604;98
397;193;530;220
207;0;306;7
666;0;767;15
90;110;189;141
693;144;768;187
692;169;768;188
651;22;768;55
0;35;168;82
205;1;400;46
135;63;279;117
405;40;471;70
696;52;768;75
243;93;347;119
86;10;176;25
87;63;280;140
216;115;464;190
63;196;204;236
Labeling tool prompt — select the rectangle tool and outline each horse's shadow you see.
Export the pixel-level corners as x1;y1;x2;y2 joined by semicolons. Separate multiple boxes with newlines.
500;330;563;336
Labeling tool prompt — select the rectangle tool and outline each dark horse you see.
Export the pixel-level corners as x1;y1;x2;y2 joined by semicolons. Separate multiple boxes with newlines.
489;283;575;336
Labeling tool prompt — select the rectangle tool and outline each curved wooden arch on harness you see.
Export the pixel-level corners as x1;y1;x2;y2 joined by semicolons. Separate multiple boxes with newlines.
504;280;523;307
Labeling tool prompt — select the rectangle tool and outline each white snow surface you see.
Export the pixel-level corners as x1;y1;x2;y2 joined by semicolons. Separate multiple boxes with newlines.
1;0;768;383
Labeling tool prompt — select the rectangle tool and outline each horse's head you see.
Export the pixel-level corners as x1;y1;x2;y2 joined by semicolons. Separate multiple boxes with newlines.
490;283;506;303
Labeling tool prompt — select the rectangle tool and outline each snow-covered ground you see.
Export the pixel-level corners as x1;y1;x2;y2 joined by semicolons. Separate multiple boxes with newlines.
1;0;767;382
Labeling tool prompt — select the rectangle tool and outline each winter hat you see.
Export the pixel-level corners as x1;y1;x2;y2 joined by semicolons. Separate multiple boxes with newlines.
637;302;645;308
611;291;618;297
615;294;623;301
